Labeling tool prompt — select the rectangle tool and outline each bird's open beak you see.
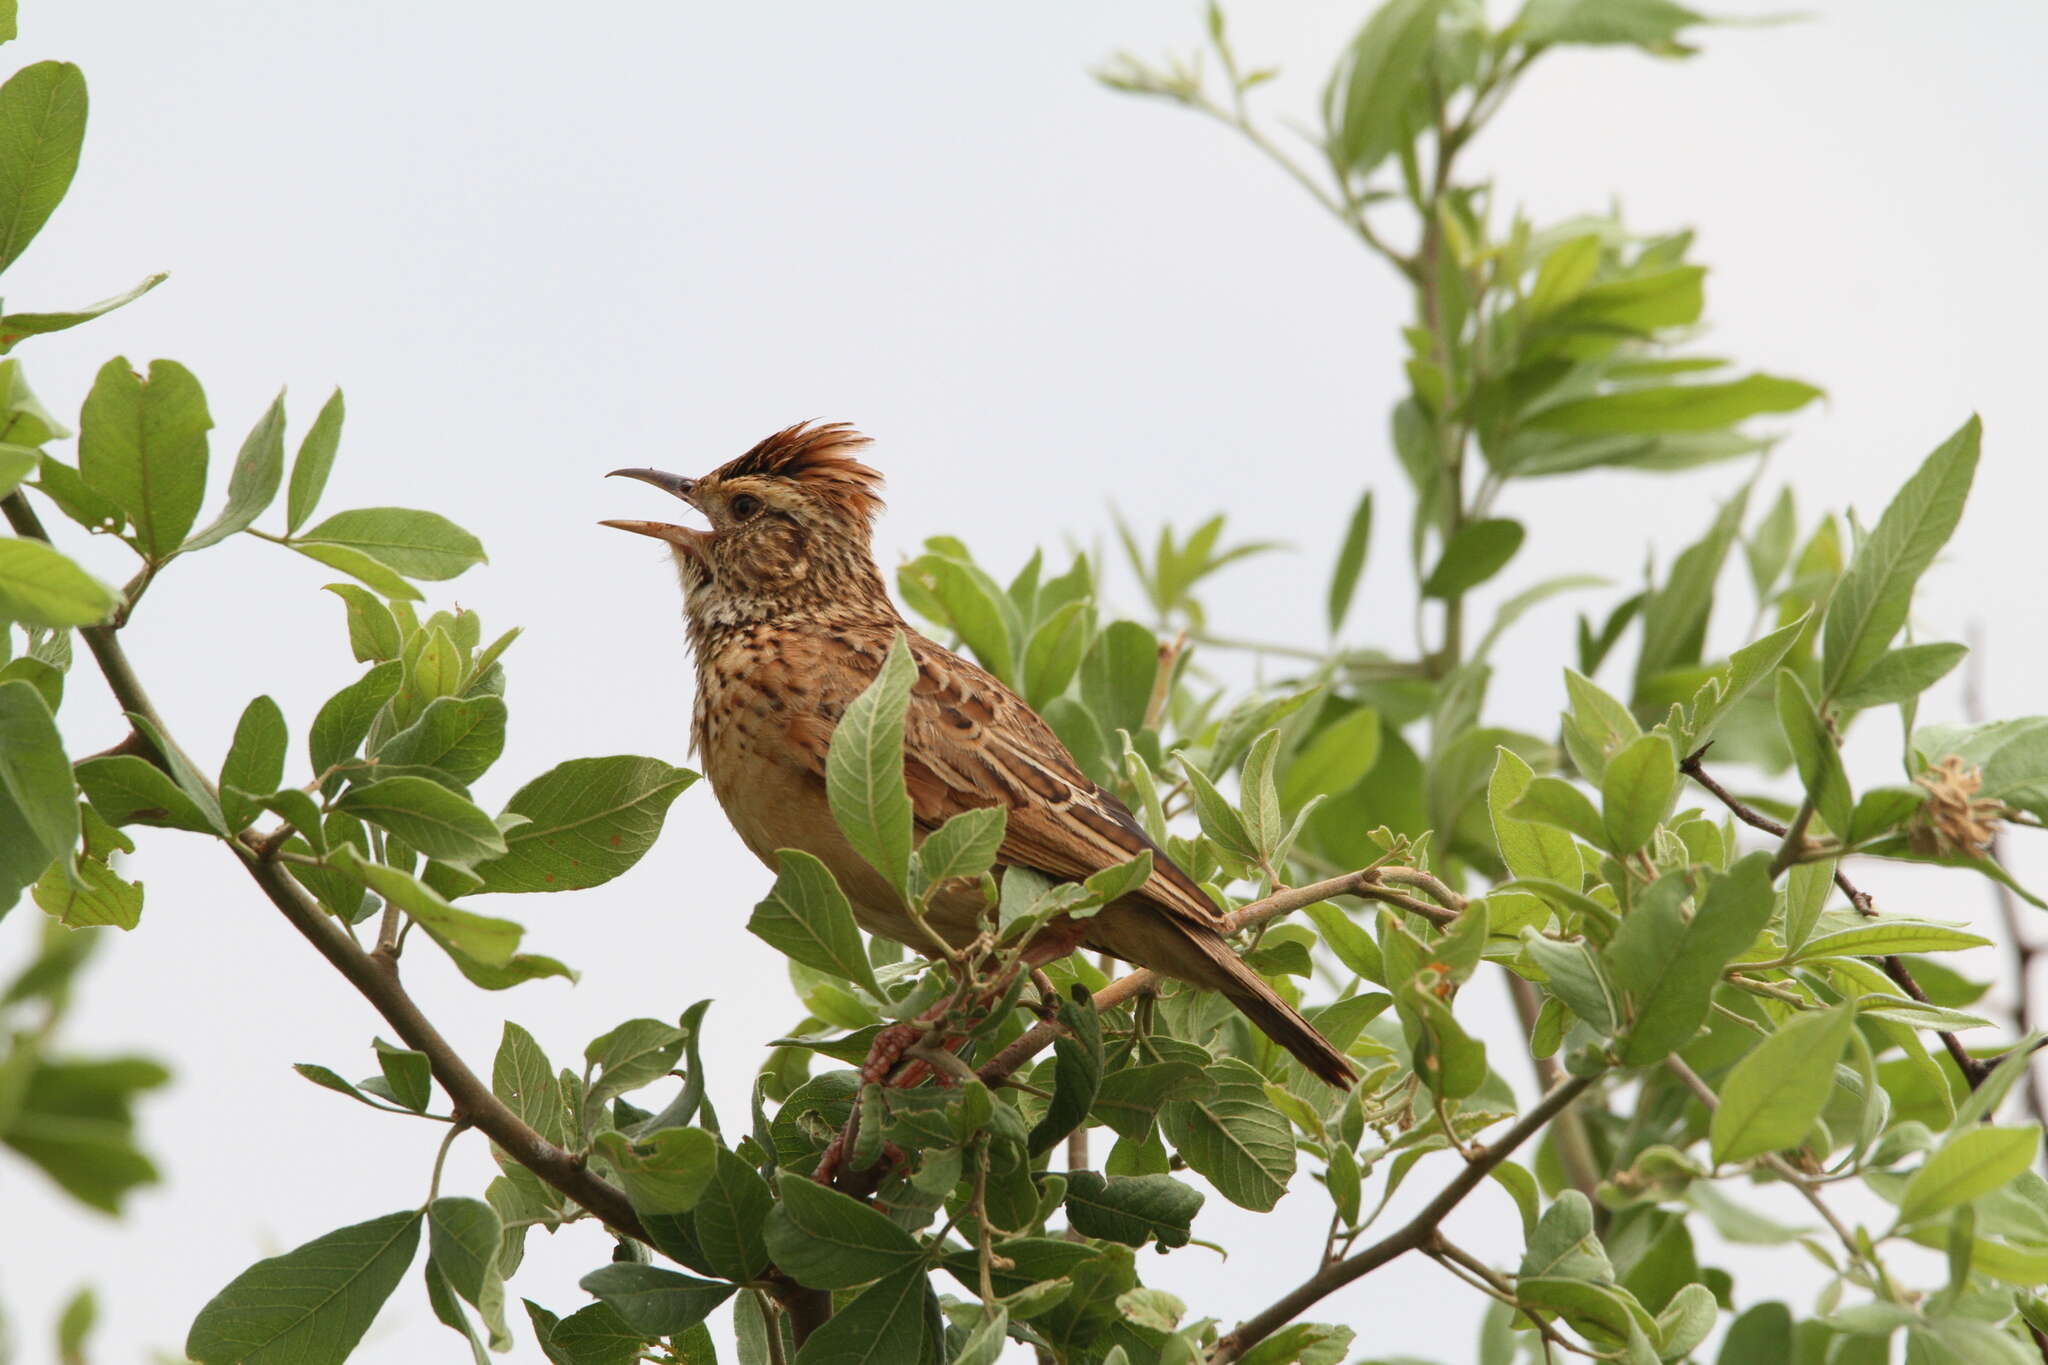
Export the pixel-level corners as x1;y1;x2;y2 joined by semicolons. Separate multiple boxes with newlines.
601;468;711;553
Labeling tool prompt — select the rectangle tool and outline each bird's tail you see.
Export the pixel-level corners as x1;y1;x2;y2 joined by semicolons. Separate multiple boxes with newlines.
1099;908;1356;1088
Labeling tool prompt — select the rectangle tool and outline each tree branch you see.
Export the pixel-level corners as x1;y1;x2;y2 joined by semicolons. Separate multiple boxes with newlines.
0;490;845;1336
1207;1071;1600;1363
1680;746;1991;1086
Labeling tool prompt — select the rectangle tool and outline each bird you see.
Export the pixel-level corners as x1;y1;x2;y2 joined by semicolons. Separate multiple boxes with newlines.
602;421;1354;1088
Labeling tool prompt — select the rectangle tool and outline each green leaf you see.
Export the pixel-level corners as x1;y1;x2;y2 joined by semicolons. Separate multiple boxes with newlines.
0;272;164;347
427;1197;506;1340
764;1171;923;1289
290;540;421;601
440;948;575;992
1834;641;1968;711
1326;489;1373;634
0;678;74;908
1304;903;1384;985
1239;729;1285;858
591;1127;718;1215
1236;1323;1355;1365
906;553;1014;685
472;755;696;893
950;1308;1009;1365
1822;416;1981;703
184;1210;422;1365
1178;757;1255;860
823;632;916;893
585;1017;687;1112
1607;853;1774;1064
0;61;87;273
0;538;117;627
914;804;1006;888
376;695;507;786
1684;610;1810;752
749;849;882;996
579;1264;736;1338
1527;373;1821;436
1021;600;1090;709
310;660;403;777
654;1146;773;1283
1488;747;1579;884
1092;1061;1217;1140
322;584;401;663
492;1022;567;1148
31;849;141;929
1079;620;1158;739
1600;733;1676;854
0;442;31;495
1709;1005;1855;1164
1029;989;1105;1156
55;1286;95;1363
1636;491;1748;693
1281;707;1380;810
1063;1170;1203;1248
219;695;287;830
1422;518;1523;599
538;1300;650;1365
1792;920;1990;962
73;753;210;832
183;391;286;551
1521;0;1705;47
297;506;486;581
337;776;506;865
293;1063;400;1113
1324;0;1442;177
1518;1190;1612;1280
1507;776;1604;847
788;1264;930;1365
373;1038;432;1112
1160;1057;1295;1211
78;357;212;560
1775;669;1852;836
1896;1125;2043;1225
29;452;122;538
332;849;523;965
285;388;344;535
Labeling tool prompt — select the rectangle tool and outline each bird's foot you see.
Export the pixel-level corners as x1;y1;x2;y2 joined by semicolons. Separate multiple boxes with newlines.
859;1020;930;1086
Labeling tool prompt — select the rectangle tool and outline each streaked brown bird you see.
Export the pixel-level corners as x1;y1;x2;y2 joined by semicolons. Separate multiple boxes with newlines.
604;421;1354;1087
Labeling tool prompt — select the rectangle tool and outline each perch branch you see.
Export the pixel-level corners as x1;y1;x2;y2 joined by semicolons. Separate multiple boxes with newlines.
0;491;840;1339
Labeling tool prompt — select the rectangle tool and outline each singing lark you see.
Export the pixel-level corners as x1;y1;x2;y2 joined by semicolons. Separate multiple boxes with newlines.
604;422;1353;1087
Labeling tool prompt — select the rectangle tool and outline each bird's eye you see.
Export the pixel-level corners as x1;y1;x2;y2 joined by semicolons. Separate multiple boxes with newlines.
730;493;762;520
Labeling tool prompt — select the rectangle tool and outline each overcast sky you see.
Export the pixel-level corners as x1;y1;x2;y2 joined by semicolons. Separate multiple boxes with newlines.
5;2;2046;1361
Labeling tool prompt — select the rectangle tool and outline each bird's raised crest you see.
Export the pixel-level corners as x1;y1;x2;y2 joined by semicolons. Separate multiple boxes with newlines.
716;420;884;525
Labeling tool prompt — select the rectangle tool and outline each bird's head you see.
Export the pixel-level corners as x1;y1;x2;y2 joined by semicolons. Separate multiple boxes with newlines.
603;421;893;634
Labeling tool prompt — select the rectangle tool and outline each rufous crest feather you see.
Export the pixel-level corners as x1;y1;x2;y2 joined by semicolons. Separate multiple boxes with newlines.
715;421;885;527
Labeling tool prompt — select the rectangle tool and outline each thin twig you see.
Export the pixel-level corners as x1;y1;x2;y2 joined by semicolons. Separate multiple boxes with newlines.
1206;1072;1599;1362
1680;746;1991;1086
1427;1235;1596;1361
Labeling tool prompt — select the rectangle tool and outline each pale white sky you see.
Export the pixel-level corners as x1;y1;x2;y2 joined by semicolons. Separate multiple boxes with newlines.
5;2;2045;1361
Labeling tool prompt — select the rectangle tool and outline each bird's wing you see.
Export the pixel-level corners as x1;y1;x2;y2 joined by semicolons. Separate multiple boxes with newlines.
784;627;1228;932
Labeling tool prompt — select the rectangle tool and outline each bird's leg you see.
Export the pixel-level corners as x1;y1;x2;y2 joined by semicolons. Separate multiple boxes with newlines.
816;918;1095;1187
873;917;1092;1086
